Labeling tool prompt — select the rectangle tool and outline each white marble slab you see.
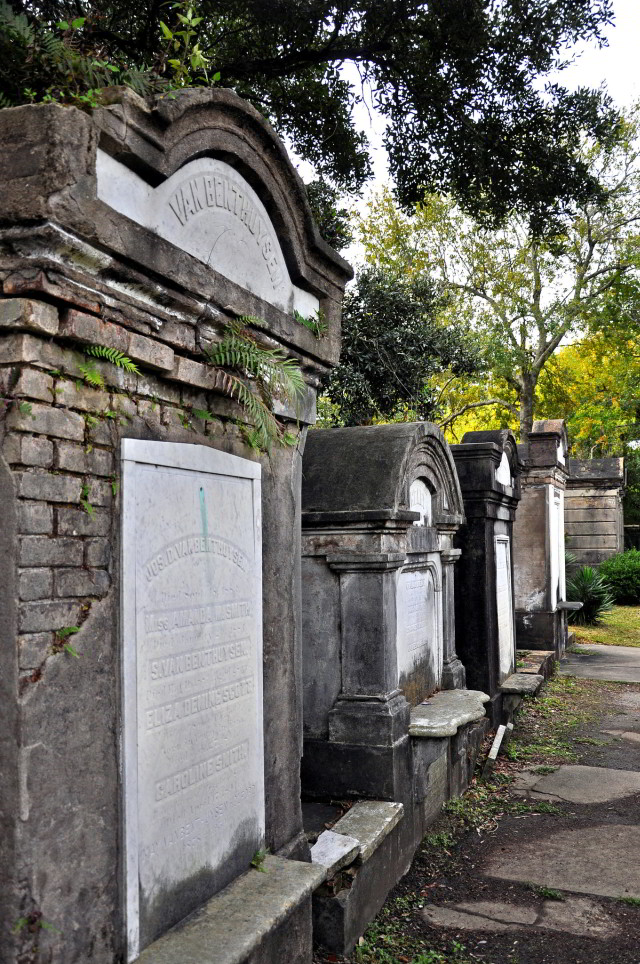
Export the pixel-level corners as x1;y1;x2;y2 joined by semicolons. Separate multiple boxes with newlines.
409;478;432;525
121;440;263;960
96;150;319;318
495;452;512;487
495;535;515;680
396;565;442;688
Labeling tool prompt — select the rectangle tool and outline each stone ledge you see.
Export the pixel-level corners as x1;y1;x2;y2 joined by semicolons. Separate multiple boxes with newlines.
557;601;583;611
311;830;360;877
332;800;404;862
135;856;325;964
500;673;544;696
409;689;490;738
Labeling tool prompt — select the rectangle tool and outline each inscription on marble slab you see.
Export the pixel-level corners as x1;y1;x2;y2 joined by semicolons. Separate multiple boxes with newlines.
121;440;263;960
396;566;442;693
96;150;319;318
495;452;512;487
409;478;432;526
495;535;515;680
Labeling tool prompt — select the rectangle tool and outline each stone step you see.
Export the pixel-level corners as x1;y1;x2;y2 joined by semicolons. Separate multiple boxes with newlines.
135;856;325;964
409;689;490;738
500;672;544;696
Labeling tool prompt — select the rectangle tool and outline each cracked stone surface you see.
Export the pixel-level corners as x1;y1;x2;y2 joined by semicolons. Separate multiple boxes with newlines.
423;896;618;938
512;764;640;804
485;824;640;899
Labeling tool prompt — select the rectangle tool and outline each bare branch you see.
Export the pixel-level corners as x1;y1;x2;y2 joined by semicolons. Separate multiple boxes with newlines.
439;397;518;430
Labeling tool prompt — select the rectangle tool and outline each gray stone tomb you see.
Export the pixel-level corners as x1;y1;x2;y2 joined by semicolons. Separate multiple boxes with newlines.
451;430;522;723
0;89;352;964
512;419;569;653
300;422;467;801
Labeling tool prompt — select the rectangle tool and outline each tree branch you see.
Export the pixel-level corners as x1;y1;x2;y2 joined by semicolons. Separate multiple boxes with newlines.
439;397;518;430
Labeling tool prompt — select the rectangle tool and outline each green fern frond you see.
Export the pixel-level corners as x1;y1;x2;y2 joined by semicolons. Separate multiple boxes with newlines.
76;360;105;388
202;318;306;452
293;308;328;338
85;345;140;374
207;335;305;402
0;1;33;46
192;408;218;423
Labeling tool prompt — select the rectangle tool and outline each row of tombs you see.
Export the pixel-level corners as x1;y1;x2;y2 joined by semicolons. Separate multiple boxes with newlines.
0;89;626;964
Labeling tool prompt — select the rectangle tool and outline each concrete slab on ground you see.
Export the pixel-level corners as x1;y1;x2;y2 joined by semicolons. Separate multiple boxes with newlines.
560;643;640;683
423;896;618;938
512;764;640;804
484;824;640;900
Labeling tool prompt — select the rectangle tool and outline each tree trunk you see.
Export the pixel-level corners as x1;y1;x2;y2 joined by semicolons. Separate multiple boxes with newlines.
518;374;536;441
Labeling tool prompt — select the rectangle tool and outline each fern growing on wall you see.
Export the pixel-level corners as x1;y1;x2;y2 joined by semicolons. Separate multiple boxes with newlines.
204;318;305;452
77;345;140;389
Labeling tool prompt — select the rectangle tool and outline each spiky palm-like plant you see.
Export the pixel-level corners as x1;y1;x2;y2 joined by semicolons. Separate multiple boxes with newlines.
566;566;614;626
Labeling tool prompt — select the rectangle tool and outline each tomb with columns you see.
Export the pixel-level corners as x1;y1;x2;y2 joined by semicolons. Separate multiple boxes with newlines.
300;422;490;953
513;419;574;654
451;430;522;725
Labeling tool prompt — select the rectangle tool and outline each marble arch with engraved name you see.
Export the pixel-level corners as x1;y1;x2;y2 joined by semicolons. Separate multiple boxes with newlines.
97;152;319;318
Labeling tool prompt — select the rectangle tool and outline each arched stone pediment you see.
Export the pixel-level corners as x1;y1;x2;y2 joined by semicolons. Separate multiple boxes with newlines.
91;87;352;323
461;429;520;488
302;422;464;527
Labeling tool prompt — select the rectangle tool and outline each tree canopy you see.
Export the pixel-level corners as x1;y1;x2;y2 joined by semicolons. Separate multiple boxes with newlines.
324;266;481;426
1;0;621;230
357;111;640;439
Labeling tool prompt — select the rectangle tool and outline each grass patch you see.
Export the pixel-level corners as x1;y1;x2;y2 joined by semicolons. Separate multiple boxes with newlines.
347;896;475;963
529;884;566;901
573;605;640;647
504;674;630;765
618;896;640;906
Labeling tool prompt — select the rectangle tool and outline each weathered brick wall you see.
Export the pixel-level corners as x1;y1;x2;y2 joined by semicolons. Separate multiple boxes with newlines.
2;297;269;682
0;89;351;964
566;458;626;566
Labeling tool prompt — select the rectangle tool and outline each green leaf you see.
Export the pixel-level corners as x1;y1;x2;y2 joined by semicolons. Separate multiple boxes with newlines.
56;626;80;639
84;345;140;373
71;17;85;29
63;643;81;659
212;71;221;82
56;20;70;30
159;21;173;40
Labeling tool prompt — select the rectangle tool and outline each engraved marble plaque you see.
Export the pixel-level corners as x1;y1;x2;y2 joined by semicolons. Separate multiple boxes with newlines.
96;150;319;318
495;535;515;680
121;441;263;959
396;567;441;695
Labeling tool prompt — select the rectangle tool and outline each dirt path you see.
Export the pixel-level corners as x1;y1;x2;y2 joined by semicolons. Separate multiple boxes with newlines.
315;671;640;964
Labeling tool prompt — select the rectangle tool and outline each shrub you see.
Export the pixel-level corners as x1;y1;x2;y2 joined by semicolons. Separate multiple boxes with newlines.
598;550;640;605
565;566;614;625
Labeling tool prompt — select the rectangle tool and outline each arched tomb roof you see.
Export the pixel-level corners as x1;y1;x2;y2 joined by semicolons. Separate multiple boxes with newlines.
302;422;464;525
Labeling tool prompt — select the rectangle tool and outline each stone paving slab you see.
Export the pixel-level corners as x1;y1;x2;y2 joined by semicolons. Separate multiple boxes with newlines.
512;764;640;804
560;643;640;683
423;896;618;938
485;824;640;900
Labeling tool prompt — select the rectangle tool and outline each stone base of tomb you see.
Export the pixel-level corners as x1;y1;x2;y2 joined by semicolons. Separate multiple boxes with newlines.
305;693;492;956
134;856;325;964
515;608;567;656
